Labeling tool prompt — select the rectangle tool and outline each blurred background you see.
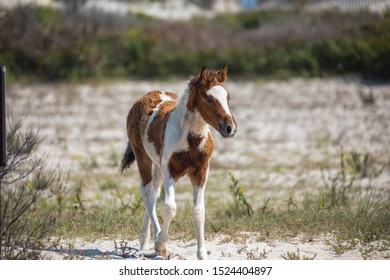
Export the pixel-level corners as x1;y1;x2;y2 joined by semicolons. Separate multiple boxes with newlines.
2;1;390;260
0;0;389;81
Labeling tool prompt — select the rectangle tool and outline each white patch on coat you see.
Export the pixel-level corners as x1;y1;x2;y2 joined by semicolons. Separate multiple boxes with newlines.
197;129;212;151
162;91;190;167
160;92;174;102
207;85;232;117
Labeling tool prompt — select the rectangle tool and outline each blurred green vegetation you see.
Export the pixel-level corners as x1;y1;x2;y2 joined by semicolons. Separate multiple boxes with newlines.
0;6;389;81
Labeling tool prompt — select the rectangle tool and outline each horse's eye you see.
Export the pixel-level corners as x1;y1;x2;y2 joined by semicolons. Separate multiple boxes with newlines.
205;95;213;103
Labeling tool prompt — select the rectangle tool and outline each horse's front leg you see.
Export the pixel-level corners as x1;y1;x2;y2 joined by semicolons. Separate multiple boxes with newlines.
155;171;176;254
191;169;208;260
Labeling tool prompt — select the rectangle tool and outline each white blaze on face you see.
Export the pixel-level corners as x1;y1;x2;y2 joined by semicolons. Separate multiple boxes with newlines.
206;85;231;117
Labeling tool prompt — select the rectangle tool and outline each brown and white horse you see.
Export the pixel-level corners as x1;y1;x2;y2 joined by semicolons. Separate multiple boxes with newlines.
120;66;237;260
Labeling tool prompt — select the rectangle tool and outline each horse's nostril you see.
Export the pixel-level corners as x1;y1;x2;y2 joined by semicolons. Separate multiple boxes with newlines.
226;124;232;135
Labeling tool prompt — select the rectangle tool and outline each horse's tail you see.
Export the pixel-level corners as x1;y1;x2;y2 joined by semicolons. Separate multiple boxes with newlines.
120;142;136;174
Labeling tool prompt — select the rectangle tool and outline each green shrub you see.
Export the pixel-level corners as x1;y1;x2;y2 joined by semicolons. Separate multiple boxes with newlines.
0;6;388;81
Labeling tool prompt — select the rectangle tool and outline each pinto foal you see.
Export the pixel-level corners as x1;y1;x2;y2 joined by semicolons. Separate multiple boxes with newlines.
120;66;237;259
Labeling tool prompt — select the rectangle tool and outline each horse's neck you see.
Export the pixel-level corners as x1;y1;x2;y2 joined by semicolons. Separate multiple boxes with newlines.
175;87;209;137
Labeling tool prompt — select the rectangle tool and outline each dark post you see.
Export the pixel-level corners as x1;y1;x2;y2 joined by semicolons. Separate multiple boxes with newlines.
0;65;6;167
0;65;5;259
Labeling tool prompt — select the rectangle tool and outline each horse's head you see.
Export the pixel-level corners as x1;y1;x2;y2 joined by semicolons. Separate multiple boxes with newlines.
188;65;237;138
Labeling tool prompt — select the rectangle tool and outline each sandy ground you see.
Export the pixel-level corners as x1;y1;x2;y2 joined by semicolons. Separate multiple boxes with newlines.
8;77;390;203
42;234;389;260
8;77;390;259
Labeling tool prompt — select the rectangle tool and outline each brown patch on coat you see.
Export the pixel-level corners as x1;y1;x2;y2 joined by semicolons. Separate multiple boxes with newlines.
127;91;163;136
168;132;214;187
187;133;203;147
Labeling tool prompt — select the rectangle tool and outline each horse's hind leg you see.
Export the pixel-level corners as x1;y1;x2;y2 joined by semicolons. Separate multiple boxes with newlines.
133;148;161;250
139;165;162;251
139;209;151;251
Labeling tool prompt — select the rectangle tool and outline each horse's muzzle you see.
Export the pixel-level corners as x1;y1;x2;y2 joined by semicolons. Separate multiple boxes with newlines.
218;120;237;138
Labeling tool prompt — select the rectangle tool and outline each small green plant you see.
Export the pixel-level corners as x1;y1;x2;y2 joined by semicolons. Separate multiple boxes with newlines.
72;181;86;212
357;186;388;219
80;155;98;169
281;248;316;260
109;146;120;167
319;151;354;209
285;194;296;212
245;247;272;260
227;172;254;217
344;151;384;178
327;238;357;255
260;197;272;214
114;190;142;214
98;178;119;191
319;150;386;210
114;240;138;258
355;185;390;243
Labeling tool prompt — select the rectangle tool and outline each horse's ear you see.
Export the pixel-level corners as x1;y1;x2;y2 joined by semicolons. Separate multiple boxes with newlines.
216;65;228;83
198;66;210;87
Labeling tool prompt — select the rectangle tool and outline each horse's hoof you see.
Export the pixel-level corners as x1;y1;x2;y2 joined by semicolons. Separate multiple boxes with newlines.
155;242;166;254
197;250;208;260
139;244;149;252
140;250;160;259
